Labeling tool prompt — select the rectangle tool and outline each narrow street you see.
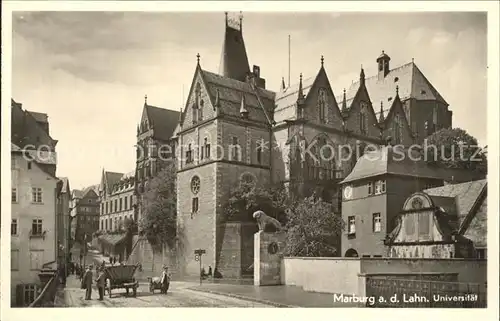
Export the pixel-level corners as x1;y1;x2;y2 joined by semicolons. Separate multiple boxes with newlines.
59;275;273;307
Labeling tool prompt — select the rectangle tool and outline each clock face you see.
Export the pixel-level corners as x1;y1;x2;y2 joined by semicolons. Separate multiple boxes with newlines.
343;186;353;200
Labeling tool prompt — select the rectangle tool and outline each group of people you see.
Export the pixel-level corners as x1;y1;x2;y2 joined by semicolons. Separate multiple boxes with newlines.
200;266;222;279
80;264;107;301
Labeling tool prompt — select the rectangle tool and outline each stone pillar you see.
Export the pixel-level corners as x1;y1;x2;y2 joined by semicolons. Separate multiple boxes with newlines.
253;231;286;286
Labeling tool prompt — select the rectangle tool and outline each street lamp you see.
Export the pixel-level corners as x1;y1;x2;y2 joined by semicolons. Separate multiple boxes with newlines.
194;249;206;286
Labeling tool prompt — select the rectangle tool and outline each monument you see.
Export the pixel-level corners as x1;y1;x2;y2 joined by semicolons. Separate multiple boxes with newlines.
253;210;286;286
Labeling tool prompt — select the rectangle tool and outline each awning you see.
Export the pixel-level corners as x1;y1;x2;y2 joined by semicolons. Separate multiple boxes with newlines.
98;234;127;247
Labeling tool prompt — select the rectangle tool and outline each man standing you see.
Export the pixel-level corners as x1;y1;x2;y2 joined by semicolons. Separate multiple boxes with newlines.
95;267;106;301
82;265;94;300
160;265;171;294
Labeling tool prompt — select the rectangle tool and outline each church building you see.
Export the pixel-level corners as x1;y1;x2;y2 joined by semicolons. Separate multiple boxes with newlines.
172;13;454;277
133;13;454;277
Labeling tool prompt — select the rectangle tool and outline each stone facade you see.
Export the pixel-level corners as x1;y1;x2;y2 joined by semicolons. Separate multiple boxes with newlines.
139;15;456;277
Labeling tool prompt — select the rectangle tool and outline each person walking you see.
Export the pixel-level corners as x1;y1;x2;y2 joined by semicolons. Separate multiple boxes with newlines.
82;265;94;300
95;267;106;301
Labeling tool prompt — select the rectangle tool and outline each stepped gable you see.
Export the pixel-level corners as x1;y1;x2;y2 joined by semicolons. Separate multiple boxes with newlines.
336;62;448;118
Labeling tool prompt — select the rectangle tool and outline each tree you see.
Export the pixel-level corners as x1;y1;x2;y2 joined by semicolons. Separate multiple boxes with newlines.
223;182;290;223
423;127;487;175
139;162;177;248
223;182;345;257
285;196;345;257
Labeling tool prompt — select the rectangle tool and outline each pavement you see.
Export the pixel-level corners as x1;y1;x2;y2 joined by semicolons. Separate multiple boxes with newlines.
56;275;273;307
187;283;359;308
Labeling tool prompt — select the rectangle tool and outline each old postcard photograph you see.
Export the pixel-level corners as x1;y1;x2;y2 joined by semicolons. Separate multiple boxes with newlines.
1;1;499;321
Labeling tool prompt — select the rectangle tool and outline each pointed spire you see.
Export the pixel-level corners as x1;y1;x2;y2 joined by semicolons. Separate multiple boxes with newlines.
239;11;243;32
240;93;248;118
219;12;250;81
342;88;347;111
136;123;140;135
321;55;324;67
196;53;200;65
395;85;399;97
360;65;365;85
379;101;385;123
297;73;305;102
281;77;286;91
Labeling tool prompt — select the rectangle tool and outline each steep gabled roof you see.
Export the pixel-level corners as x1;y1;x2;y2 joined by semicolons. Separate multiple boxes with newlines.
58;177;70;193
423;179;487;232
200;68;275;125
11;99;57;150
341;145;480;184
144;104;180;141
335;62;448;118
104;171;124;194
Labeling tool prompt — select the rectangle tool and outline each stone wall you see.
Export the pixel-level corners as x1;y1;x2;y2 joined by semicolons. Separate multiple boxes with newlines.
127;236;177;280
281;257;487;296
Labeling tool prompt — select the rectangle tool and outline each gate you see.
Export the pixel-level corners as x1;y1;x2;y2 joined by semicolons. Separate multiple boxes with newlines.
365;276;487;308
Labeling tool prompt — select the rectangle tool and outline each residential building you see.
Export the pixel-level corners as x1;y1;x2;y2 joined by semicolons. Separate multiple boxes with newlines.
386;179;487;259
340;145;482;258
11;144;59;306
99;170;135;231
11;99;59;306
70;185;100;247
96;171;136;262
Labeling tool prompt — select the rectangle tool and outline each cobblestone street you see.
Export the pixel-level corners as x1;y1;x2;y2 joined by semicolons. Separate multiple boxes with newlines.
58;275;273;307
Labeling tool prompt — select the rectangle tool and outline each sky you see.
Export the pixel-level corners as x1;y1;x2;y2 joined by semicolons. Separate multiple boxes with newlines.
11;11;488;190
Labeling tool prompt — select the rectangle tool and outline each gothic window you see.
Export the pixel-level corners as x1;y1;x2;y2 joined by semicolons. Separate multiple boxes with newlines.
359;102;368;135
186;144;193;164
318;88;328;123
256;141;263;164
201;137;210;160
199;99;204;121
393;114;403;145
230;136;241;161
192;104;198;125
